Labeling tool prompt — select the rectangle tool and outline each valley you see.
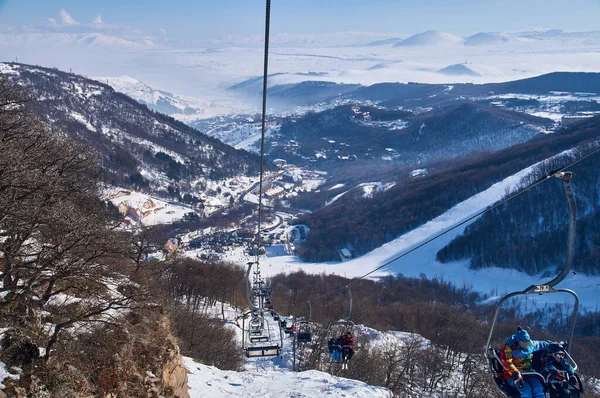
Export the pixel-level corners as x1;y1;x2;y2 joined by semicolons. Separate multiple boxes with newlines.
1;4;600;395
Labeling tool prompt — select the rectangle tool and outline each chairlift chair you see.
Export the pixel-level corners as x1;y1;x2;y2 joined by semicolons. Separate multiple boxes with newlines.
484;172;584;397
295;301;313;343
324;287;356;368
241;309;283;358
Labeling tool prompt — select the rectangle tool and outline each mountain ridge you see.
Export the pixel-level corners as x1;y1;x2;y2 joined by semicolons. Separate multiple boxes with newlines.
1;62;264;208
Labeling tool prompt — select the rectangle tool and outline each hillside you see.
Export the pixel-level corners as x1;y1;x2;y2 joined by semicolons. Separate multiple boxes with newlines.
0;63;263;198
463;32;510;46
295;116;600;268
436;142;600;274
267;102;550;167
392;30;461;47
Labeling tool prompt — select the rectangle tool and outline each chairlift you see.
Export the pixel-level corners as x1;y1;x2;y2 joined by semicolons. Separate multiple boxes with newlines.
240;0;282;360
242;260;284;357
241;308;283;358
325;287;356;369
295;301;313;343
485;172;584;397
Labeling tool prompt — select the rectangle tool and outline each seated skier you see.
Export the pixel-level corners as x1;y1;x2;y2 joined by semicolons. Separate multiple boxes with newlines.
328;337;342;362
340;332;355;363
542;343;579;398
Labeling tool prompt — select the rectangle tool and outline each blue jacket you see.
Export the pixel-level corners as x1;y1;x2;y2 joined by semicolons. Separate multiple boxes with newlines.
543;356;574;381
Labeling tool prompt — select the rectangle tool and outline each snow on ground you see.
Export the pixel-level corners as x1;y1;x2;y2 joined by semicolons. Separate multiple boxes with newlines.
0;360;18;389
529;111;564;122
184;299;394;397
325;188;351;207
225;153;600;310
184;356;392;398
69;112;97;132
103;188;192;226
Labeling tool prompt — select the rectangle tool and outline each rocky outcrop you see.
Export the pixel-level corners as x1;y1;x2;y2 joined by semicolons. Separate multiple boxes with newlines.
161;345;190;398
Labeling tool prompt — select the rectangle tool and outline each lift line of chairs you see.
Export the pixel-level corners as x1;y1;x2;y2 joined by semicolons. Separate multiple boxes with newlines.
242;262;283;358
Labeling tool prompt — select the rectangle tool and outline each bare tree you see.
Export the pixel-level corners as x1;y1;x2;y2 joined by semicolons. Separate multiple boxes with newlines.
0;76;143;363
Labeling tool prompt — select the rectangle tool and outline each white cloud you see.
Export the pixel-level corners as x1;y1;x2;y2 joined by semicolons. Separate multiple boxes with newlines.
93;14;103;24
60;9;77;26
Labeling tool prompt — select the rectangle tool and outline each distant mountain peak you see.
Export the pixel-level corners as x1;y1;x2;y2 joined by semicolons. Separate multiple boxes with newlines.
463;32;509;46
437;63;482;76
393;30;461;47
365;37;403;46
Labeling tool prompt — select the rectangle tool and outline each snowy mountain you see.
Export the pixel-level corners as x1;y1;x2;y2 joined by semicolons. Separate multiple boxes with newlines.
463;32;510;46
393;30;462;47
1;63;263;207
437;63;482;76
99;76;201;115
99;75;254;120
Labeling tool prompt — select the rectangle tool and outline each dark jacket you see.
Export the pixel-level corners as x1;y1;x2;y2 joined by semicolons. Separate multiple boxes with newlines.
543;356;575;381
341;334;355;348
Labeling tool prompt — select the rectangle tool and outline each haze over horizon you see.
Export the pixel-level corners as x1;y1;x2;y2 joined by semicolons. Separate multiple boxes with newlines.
1;0;600;42
1;1;599;109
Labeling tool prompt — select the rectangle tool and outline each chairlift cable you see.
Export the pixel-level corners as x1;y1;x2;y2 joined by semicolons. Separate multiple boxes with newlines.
312;142;600;301
255;0;271;266
242;2;274;358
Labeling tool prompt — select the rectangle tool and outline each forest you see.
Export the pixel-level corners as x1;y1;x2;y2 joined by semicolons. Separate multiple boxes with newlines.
296;116;600;274
437;149;600;274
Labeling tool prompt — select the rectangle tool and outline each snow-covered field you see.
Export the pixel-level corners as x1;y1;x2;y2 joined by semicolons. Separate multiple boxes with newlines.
103;188;192;225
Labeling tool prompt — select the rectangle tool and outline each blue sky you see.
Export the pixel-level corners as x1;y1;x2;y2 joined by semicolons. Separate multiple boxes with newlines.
1;0;599;41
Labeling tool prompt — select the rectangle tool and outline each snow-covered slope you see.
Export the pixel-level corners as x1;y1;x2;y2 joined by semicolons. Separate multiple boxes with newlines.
99;76;197;114
393;30;462;47
99;76;253;120
437;63;482;76
184;357;392;398
463;32;510;46
228;154;600;311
